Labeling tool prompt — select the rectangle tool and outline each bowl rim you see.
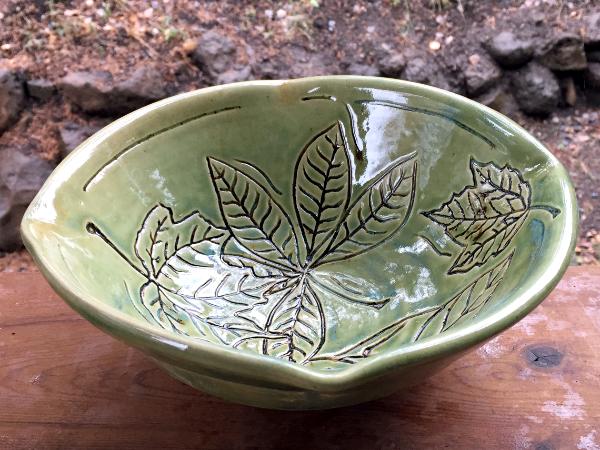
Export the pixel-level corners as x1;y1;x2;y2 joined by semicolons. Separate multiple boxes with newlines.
21;75;578;392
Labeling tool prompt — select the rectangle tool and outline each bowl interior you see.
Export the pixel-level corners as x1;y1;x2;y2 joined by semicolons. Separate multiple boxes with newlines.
22;78;575;372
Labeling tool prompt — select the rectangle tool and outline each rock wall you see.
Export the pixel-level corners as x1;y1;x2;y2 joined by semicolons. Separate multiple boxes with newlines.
0;9;599;251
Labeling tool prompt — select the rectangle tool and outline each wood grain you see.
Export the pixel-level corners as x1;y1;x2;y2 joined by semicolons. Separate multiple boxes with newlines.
1;268;599;450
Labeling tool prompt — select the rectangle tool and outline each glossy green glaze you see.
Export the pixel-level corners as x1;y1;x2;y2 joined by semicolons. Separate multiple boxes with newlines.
21;76;577;410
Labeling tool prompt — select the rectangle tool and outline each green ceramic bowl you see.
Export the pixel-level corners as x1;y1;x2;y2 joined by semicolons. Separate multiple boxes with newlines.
21;76;577;410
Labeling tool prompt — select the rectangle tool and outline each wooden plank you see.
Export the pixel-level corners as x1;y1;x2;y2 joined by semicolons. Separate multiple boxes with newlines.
0;268;599;450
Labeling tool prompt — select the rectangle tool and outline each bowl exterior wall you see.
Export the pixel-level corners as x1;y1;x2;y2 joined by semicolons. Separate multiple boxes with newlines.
152;353;460;410
55;283;467;408
21;77;578;409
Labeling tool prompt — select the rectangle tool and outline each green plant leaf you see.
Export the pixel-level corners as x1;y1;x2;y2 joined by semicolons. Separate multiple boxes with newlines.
208;157;299;269
318;152;418;265
293;121;351;265
423;160;530;273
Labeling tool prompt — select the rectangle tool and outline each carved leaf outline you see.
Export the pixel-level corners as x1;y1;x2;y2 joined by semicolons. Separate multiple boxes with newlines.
313;251;513;364
308;271;392;309
219;236;295;279
423;160;530;273
411;250;513;341
138;281;190;334
138;280;272;345
134;203;227;278
317;152;418;265
101;118;429;365
293;121;351;265
262;277;325;363
133;203;290;346
208;157;299;270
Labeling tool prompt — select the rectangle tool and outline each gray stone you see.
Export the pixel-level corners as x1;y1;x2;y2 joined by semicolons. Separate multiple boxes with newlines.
216;66;252;85
346;63;380;77
484;31;534;68
292;57;328;77
59;70;114;114
0;144;57;251
192;30;237;81
583;12;600;45
115;66;167;111
26;79;56;101
475;85;520;118
585;63;600;89
588;50;600;63
377;51;406;78
251;59;282;80
288;47;329;78
60;67;166;115
585;64;600;105
0;69;25;133
59;120;107;158
403;56;429;83
512;63;561;116
538;33;587;71
464;54;502;97
252;58;285;80
402;53;451;91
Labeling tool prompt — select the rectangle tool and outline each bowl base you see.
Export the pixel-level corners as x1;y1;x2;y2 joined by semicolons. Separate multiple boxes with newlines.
152;356;456;410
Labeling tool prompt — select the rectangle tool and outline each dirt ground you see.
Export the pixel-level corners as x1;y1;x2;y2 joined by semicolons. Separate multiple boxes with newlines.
0;0;598;271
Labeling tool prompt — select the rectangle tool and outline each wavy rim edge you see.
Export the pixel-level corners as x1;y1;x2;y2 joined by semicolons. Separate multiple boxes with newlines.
21;76;578;393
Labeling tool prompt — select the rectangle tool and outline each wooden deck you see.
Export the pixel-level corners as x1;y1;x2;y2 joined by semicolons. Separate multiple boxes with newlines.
1;268;599;449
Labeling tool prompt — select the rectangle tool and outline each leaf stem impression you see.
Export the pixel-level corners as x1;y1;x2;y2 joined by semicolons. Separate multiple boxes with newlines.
530;204;561;218
86;221;147;278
